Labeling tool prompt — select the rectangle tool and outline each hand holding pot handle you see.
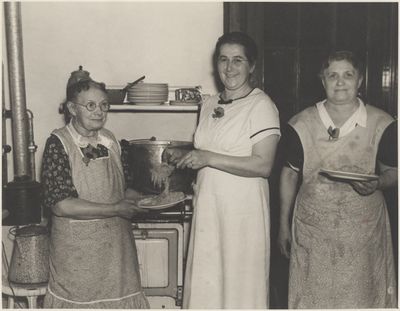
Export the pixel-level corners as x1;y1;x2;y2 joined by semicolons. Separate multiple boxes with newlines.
162;148;185;165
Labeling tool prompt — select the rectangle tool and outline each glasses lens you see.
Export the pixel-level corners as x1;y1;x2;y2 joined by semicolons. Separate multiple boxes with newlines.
217;57;247;67
100;102;110;112
233;58;243;66
86;102;97;111
217;57;227;65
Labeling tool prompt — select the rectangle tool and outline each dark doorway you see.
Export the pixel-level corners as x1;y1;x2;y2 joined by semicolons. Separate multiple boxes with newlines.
224;2;398;308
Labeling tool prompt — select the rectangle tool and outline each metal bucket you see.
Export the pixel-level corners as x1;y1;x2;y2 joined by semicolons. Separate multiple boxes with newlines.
127;139;196;194
8;225;49;285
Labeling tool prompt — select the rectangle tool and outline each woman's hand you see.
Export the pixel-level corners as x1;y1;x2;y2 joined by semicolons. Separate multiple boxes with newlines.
53;197;148;220
277;224;291;259
162;148;185;165
124;188;145;201
117;199;148;220
176;150;211;170
350;180;379;196
278;166;299;259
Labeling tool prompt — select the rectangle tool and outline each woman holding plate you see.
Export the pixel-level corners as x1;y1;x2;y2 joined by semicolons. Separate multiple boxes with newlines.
277;50;397;308
41;67;149;308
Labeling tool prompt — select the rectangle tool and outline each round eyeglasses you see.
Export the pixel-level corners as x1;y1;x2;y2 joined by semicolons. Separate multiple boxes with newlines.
74;101;110;112
217;56;249;67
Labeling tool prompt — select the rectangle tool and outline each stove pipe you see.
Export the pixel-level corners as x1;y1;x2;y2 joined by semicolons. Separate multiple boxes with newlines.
4;2;29;176
3;2;41;225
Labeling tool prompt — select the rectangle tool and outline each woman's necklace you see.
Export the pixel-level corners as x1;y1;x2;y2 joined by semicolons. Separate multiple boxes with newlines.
212;88;255;119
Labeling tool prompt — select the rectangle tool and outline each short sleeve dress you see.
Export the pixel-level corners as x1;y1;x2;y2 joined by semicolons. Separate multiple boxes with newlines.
182;88;281;309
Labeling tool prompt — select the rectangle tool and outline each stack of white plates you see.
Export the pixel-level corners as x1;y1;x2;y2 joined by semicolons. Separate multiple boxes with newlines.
127;83;168;105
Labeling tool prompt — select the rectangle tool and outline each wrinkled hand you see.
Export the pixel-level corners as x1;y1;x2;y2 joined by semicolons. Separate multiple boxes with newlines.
162;148;185;165
277;225;291;259
118;199;148;219
350;179;379;196
176;150;210;170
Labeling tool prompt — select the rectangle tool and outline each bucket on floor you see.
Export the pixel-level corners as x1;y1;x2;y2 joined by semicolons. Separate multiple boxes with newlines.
8;225;49;285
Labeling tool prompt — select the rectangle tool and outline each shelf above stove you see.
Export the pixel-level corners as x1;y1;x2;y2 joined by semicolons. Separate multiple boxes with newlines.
109;104;199;112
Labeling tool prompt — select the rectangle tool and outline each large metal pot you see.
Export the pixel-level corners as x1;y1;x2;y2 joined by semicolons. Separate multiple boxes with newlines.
126;139;196;194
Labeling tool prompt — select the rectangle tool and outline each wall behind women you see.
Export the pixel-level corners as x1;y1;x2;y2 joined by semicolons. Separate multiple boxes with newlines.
3;2;223;182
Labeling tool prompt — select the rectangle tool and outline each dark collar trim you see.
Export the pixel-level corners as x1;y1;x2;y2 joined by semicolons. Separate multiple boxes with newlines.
218;88;255;105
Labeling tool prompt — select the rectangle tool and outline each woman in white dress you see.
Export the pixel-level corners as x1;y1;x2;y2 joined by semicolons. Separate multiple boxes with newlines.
165;32;281;309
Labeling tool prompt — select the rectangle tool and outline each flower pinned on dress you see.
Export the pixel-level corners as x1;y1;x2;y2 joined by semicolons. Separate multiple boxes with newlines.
327;126;340;140
81;144;107;166
212;107;225;119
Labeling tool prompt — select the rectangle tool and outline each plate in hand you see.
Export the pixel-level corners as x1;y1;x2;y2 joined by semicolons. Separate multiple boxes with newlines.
320;169;379;182
137;192;186;210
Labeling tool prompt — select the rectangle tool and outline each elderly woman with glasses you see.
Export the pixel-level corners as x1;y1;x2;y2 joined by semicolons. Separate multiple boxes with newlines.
164;32;280;308
41;67;149;308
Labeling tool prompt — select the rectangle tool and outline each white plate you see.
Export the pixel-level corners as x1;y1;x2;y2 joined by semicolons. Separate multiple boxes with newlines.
127;89;168;93
127;95;168;99
128;94;168;97
128;98;167;102
131;83;168;86
137;193;186;210
127;102;166;106
320;169;379;181
129;86;168;91
128;90;168;94
127;95;168;98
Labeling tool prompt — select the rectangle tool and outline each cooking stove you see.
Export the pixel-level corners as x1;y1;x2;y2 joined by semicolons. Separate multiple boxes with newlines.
132;199;193;308
133;200;193;223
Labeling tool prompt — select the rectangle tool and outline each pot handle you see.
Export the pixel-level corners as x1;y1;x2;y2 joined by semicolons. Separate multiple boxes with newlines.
161;147;187;164
132;136;159;142
122;75;146;92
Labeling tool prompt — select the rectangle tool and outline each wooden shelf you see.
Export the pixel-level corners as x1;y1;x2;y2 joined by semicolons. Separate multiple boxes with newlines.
109;104;200;112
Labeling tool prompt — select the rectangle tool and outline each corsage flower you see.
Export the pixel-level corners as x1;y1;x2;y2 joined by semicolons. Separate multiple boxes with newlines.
212;106;225;119
81;144;108;166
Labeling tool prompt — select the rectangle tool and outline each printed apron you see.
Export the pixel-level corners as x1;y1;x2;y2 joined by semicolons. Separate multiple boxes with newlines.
44;126;148;308
288;105;396;308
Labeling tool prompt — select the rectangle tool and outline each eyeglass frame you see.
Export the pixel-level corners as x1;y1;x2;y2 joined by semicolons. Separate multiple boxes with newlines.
72;100;110;112
217;56;250;67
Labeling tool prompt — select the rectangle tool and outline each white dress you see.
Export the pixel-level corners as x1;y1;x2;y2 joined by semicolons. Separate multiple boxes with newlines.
183;88;281;309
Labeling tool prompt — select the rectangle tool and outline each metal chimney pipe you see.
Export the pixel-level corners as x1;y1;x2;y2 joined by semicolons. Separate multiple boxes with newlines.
26;109;37;180
4;2;29;178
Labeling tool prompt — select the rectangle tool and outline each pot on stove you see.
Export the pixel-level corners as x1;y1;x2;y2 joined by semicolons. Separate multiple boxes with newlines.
125;138;196;194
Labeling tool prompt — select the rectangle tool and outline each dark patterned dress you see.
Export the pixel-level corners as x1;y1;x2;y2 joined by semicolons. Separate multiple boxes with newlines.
41;134;132;219
41;125;148;309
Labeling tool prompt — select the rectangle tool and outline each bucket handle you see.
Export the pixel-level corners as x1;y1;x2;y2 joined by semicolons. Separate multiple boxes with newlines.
8;226;17;237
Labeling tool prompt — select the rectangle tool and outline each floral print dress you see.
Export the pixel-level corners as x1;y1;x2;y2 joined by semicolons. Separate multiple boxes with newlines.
41;123;148;309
